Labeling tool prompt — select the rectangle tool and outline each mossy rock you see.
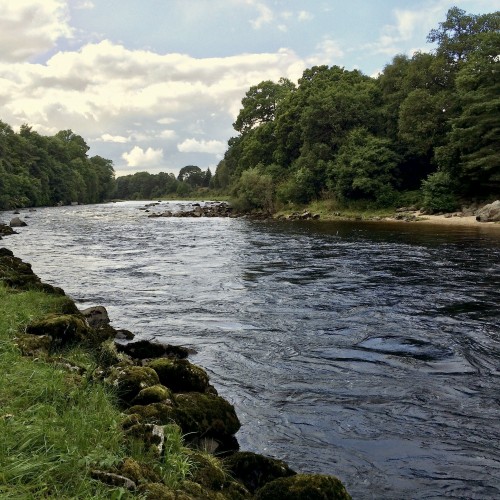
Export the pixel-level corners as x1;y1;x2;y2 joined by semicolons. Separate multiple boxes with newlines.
25;313;94;347
57;296;81;315
126;402;175;424
118;457;161;484
131;384;174;406
255;473;352;500
14;333;52;357
105;365;160;403
0;226;16;236
116;339;189;360
136;482;179;499
146;358;210;393
224;451;296;493
187;450;227;491
179;480;226;499
172;392;240;441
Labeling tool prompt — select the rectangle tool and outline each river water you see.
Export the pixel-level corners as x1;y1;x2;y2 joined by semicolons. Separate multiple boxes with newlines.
2;201;500;499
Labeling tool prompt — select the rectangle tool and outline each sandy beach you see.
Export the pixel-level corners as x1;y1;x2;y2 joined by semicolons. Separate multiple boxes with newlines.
391;213;500;229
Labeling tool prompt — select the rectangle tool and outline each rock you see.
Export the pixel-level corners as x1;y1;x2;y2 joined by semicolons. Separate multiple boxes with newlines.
9;217;27;227
131;384;173;406
172;392;241;444
0;224;16;236
476;200;500;222
126;402;175;423
105;365;160;403
136;482;178;499
255;473;352;500
224;451;296;493
90;470;136;491
25;313;94;348
187;449;227;490
118;457;161;485
80;306;110;329
125;423;166;456
116;339;189;360
146;358;210;393
15;333;52;357
115;329;135;341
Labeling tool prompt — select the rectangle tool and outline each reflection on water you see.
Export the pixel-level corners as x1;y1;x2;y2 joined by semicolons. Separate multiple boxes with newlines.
2;201;500;499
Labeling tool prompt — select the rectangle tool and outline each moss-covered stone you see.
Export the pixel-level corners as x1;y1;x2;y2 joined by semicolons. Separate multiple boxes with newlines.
224;451;296;493
125;402;174;424
179;480;225;499
172;393;240;442
118;457;162;484
25;313;94;347
136;482;182;499
255;473;352;500
187;450;227;491
0;225;16;236
105;365;160;403
131;384;174;406
146;358;210;393
14;333;52;357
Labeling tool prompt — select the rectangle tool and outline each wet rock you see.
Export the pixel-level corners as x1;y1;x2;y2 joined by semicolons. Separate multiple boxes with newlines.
115;329;135;341
80;305;110;329
0;224;16;236
476;200;500;222
9;217;27;227
116;339;189;360
25;313;94;347
105;365;160;403
255;473;352;500
131;384;174;406
146;358;210;393
224;451;296;493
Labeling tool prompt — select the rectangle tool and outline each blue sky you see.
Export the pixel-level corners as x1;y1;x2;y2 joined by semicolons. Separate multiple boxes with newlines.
0;0;497;177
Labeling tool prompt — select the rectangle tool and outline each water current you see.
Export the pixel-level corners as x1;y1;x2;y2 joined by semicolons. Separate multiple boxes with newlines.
2;201;500;499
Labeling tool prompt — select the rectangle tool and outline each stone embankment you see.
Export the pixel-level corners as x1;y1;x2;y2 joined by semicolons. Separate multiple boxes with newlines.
0;236;351;498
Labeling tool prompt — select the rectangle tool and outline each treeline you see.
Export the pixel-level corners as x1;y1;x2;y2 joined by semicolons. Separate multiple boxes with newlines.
0;123;115;209
115;165;212;199
212;7;500;212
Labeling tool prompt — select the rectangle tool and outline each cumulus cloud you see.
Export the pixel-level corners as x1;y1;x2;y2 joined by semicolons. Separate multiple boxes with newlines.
246;0;274;29
0;0;72;62
122;146;164;167
308;38;345;66
100;134;129;143
177;138;226;154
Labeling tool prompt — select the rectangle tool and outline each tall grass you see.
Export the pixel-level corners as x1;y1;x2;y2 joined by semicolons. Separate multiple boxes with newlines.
0;284;191;498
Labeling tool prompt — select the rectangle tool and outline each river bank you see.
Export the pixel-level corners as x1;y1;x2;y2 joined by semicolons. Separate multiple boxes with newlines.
0;237;352;498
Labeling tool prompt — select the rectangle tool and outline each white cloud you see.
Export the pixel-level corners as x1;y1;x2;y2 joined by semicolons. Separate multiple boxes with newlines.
100;133;129;143
159;129;177;139
0;0;72;62
246;0;274;29
122;146;164;167
177;138;226;154
308;38;344;66
298;11;314;22
74;1;95;9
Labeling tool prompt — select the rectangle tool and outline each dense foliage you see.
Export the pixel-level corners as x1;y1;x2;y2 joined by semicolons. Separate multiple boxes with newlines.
114;166;212;199
213;7;500;212
0;124;115;209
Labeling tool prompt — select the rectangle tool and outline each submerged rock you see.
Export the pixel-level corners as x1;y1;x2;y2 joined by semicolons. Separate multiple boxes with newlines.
255;473;352;500
116;339;189;360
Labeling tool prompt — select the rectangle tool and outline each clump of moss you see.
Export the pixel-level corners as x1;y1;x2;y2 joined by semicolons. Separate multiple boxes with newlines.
105;365;160;404
132;384;174;406
147;358;210;393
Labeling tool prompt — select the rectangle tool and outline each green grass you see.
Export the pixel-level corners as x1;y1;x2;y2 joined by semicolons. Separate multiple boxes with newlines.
0;284;192;498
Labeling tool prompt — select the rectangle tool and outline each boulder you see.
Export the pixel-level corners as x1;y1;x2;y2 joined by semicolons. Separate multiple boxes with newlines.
131;384;173;406
9;217;27;227
146;358;210;393
0;224;16;236
80;306;110;329
255;474;352;500
105;365;160;403
116;339;189;360
15;333;52;357
224;451;296;493
476;200;500;222
125;423;165;456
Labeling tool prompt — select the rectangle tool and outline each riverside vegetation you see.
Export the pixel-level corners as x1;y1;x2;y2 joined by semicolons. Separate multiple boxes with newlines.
0;233;352;499
1;8;498;217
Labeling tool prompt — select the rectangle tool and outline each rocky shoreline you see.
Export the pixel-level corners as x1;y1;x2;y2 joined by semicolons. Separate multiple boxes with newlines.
0;235;352;498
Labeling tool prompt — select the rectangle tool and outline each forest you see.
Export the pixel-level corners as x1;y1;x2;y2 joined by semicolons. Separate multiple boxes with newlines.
0;8;498;213
212;7;499;213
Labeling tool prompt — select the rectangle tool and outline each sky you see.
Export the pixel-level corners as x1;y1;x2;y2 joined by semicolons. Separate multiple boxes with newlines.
0;0;497;177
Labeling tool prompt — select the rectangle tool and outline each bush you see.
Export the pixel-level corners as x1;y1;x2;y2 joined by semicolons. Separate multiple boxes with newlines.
231;167;274;213
421;171;458;212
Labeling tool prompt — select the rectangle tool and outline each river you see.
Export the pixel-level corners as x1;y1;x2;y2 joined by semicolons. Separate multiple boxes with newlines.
2;201;499;499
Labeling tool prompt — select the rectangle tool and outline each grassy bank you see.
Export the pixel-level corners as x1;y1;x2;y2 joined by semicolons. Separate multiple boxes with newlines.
0;284;190;498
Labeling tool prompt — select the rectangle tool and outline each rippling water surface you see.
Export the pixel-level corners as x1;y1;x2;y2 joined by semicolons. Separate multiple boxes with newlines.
2;201;500;499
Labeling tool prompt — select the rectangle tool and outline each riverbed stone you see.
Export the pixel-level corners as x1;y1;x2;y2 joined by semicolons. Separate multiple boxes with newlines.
224;451;296;493
105;365;160;403
255;473;352;500
146;358;210;393
9;217;27;227
476;200;500;222
0;224;16;236
80;305;110;329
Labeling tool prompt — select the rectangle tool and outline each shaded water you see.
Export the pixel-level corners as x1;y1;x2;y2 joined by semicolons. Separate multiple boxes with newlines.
2;201;500;499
